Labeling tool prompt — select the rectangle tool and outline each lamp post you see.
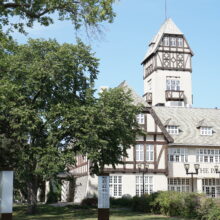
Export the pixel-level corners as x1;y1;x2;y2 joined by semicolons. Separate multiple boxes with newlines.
214;165;220;174
184;164;200;192
138;163;149;195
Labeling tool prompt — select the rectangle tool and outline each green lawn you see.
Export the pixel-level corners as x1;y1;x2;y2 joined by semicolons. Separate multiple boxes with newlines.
13;205;190;220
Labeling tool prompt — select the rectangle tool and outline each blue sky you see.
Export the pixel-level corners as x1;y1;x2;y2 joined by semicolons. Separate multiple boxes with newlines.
13;0;220;108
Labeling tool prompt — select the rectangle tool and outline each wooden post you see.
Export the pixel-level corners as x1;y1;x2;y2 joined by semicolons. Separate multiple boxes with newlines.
98;174;109;220
1;213;13;220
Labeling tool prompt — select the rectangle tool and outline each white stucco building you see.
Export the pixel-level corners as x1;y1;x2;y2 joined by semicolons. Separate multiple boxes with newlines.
62;18;220;202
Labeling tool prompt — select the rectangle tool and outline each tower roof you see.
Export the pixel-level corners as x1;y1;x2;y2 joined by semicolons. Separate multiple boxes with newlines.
142;18;185;64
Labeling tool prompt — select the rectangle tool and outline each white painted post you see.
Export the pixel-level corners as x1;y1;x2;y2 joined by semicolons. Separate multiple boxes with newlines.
0;170;14;220
98;175;110;220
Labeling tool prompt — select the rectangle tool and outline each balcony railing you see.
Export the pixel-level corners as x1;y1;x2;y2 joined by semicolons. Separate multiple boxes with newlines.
165;90;184;101
143;92;152;104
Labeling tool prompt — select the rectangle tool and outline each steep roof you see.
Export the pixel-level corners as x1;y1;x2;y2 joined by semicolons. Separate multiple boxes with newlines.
142;18;184;63
153;106;220;147
117;81;149;107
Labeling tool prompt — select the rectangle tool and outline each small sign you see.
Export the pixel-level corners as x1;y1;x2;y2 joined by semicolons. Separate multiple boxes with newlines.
98;176;110;208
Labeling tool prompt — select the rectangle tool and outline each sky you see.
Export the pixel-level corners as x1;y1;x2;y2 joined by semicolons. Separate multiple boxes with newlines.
12;0;220;108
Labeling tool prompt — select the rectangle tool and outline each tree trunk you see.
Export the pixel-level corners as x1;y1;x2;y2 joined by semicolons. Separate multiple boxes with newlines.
27;177;38;214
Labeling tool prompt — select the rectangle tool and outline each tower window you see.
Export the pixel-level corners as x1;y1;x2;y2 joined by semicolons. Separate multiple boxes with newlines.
163;37;169;46
166;79;180;91
177;38;183;47
170;37;176;46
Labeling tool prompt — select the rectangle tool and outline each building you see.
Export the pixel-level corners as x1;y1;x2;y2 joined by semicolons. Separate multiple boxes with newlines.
61;18;220;202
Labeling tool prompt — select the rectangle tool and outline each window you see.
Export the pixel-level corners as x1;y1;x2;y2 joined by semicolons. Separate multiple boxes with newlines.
177;38;183;47
200;127;213;136
168;178;190;192
136;144;144;161
166;125;179;134
196;149;220;163
168;101;184;107
202;179;220;198
163;37;169;46
146;145;154;161
168;148;188;162
137;114;145;124
166;78;180;91
136;176;153;196
109;176;122;197
170;37;176;46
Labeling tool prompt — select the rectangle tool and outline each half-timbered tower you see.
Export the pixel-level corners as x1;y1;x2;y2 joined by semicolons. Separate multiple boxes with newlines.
142;18;193;107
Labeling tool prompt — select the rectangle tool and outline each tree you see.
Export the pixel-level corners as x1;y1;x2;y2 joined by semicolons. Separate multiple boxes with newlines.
0;0;116;34
74;87;142;175
0;36;142;213
0;36;99;213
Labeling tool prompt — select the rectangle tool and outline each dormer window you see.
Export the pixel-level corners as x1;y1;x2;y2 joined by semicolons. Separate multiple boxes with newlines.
136;114;145;124
167;125;179;134
200;127;213;136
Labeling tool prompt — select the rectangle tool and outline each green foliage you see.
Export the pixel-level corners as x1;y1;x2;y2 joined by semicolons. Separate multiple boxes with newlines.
202;204;220;220
131;195;152;213
0;0;116;34
196;197;216;220
110;196;133;208
76;87;142;174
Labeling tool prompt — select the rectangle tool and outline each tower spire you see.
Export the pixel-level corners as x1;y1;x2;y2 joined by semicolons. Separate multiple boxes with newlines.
165;0;167;20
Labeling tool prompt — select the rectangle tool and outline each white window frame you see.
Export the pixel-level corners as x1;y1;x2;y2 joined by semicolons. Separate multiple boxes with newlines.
109;176;122;198
166;78;180;91
136;144;144;161
200;127;213;136
170;37;176;46
168;148;188;162
196;149;220;163
136;175;153;196
177;38;183;47
166;125;179;134
146;145;154;161
137;114;145;124
163;36;169;46
168;178;190;192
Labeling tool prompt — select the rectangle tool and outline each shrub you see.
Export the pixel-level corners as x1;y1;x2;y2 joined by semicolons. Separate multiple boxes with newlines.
196;196;215;219
154;191;185;216
182;193;200;218
202;205;220;220
131;194;152;213
81;196;97;207
110;196;133;208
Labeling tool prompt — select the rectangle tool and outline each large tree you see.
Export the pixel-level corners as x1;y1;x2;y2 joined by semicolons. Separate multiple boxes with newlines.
0;36;99;213
0;0;116;34
0;36;142;213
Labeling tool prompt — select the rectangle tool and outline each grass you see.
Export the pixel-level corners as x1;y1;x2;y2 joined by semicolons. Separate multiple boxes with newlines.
13;204;191;220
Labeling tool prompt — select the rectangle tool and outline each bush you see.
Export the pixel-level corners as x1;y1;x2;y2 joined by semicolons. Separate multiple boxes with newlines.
202;205;220;220
196;196;215;219
154;191;185;216
110;196;133;208
131;194;152;213
81;196;97;207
